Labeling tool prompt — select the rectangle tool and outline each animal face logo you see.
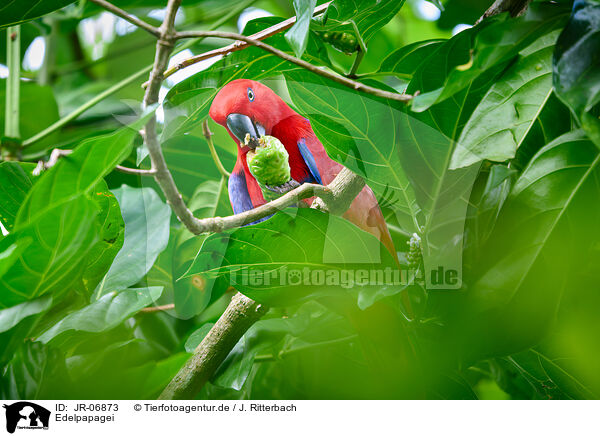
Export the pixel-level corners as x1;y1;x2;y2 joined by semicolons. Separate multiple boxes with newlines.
2;402;50;434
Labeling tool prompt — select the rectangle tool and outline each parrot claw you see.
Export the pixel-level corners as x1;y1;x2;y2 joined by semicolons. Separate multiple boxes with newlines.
265;179;301;194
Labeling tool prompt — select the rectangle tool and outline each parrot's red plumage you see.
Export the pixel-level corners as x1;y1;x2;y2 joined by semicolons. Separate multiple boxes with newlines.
209;79;396;257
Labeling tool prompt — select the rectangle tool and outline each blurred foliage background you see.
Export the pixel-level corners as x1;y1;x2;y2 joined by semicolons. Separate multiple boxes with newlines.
0;0;599;400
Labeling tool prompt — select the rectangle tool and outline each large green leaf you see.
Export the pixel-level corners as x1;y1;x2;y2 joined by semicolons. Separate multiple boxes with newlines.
163;17;330;139
0;0;75;27
182;208;398;306
451;31;559;169
462;130;600;356
553;0;600;148
409;3;568;112
0;120;147;306
0;162;36;232
16;124;145;228
313;0;405;43
0;196;99;307
94;186;170;298
37;287;163;344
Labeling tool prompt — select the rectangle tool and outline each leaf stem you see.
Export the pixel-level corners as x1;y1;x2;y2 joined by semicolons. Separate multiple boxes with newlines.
21;66;151;148
202;120;230;178
5;26;21;140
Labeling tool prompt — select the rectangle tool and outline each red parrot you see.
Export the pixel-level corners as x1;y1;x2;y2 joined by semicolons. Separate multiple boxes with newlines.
209;79;396;257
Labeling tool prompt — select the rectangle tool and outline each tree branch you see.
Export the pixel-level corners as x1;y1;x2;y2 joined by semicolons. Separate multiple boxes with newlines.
159;292;268;399
158;2;331;83
172;30;413;103
476;0;533;24
88;0;161;37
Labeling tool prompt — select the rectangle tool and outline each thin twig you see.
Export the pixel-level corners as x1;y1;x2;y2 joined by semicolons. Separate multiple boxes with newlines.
115;165;156;175
88;0;161;37
32;148;72;175
22;67;151;148
139;304;175;313
157;2;331;83
475;0;533;24
202;120;230;178
173;30;413;103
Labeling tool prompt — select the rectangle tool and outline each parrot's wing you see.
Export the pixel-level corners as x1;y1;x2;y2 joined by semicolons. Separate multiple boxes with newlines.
228;159;271;224
228;164;254;214
297;138;323;184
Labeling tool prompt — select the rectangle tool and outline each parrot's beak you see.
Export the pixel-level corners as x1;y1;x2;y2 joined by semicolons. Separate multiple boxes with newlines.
226;113;265;149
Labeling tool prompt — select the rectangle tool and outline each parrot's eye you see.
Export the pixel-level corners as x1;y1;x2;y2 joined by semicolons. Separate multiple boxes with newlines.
247;87;255;102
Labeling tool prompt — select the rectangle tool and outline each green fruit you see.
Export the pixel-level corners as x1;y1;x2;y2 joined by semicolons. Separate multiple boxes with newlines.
246;135;291;187
318;31;360;54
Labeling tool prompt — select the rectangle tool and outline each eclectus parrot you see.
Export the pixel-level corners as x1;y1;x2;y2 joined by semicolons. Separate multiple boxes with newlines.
209;79;396;257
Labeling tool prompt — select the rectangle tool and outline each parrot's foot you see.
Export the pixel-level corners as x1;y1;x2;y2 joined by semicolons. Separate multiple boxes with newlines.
265;179;301;194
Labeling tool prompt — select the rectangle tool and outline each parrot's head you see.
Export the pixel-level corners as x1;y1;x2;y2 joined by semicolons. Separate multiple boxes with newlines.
209;79;293;151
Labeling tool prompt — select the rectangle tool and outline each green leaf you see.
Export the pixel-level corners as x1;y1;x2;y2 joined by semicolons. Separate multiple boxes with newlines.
15;124;145;229
182;208;398;306
464;130;600;355
377;39;445;80
409;3;568;112
495;347;598;399
0;239;30;280
163;17;330;139
286;0;317;58
451;31;559;169
81;183;125;294
0;80;60;156
0;0;76;27
0;342;68;400
315;0;405;43
0;296;51;334
37;287;163;344
0;196;100;307
94;186;170;298
0;162;36;231
553;0;600;148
